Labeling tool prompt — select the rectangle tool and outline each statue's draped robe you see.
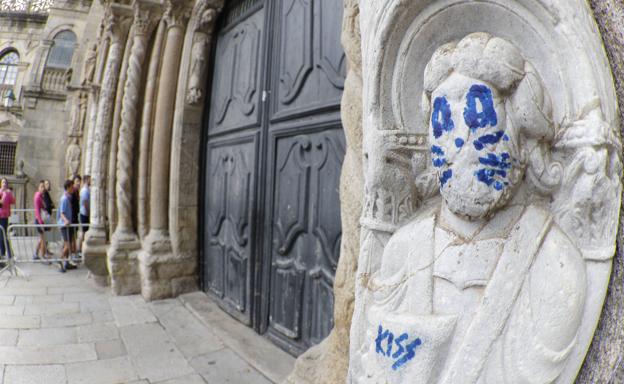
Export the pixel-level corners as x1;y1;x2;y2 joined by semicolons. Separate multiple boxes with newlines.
354;203;586;384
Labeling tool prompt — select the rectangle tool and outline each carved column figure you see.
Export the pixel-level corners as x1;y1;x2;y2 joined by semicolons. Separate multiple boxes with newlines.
107;23;136;240
168;0;223;298
138;0;191;300
107;0;161;295
83;2;132;286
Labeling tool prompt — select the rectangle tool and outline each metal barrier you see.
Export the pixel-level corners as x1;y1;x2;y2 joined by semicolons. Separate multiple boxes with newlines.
0;223;88;278
10;208;58;225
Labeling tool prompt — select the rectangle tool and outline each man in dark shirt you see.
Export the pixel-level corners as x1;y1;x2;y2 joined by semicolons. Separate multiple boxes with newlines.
70;175;81;261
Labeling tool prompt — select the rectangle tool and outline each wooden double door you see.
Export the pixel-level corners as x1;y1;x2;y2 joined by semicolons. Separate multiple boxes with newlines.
201;0;346;355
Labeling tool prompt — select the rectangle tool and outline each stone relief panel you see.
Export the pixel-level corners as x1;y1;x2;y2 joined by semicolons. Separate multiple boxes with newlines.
349;1;621;383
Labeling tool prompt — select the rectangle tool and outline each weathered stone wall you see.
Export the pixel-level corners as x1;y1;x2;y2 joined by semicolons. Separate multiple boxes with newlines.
576;1;624;382
0;3;96;203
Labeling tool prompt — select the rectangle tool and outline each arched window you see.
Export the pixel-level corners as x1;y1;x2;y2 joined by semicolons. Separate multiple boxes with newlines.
0;51;19;86
46;30;77;69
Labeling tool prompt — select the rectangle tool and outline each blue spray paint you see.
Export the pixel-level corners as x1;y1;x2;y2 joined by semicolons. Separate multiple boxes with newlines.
464;84;497;131
392;338;422;371
454;138;464;148
440;169;453;187
475;152;512;190
375;325;422;371
432;96;454;138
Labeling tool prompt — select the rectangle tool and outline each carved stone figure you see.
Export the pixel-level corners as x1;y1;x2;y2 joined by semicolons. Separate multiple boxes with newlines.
348;31;622;384
82;43;97;86
69;91;88;137
65;138;81;178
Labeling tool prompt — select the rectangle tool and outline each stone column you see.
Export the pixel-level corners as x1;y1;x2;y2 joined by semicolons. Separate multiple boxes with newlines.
107;0;160;296
137;19;166;239
106;29;135;240
139;0;190;301
83;2;132;286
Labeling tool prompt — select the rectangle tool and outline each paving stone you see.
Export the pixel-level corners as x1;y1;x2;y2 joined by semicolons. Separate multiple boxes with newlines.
0;287;47;296
91;310;114;323
148;298;183;317
0;343;97;364
154;374;207;384
4;364;66;384
95;339;126;359
191;349;272;384
32;294;63;304
110;296;157;327
0;329;18;345
64;292;102;302
24;302;80;315
77;322;118;343
66;357;139;384
0;304;25;315
18;327;77;346
13;296;34;305
48;286;94;295
0;295;14;305
0;365;3;383
41;312;92;327
0;314;40;329
121;323;194;382
156;304;224;359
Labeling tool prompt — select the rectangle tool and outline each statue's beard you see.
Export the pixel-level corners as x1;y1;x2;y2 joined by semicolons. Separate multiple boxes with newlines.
439;147;524;220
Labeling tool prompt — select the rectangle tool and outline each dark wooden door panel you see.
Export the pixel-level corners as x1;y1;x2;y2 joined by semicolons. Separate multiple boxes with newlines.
271;0;346;122
203;0;345;355
267;128;345;354
203;137;256;325
208;8;264;135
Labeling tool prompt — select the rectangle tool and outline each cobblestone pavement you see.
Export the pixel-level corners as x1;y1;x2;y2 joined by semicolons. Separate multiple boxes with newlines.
0;263;278;384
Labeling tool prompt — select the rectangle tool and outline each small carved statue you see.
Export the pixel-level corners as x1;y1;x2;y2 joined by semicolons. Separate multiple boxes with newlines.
65;138;82;178
350;33;587;383
82;43;97;86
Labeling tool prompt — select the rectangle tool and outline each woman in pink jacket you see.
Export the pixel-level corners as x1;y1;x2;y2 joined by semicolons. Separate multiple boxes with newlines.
33;180;48;260
0;178;15;259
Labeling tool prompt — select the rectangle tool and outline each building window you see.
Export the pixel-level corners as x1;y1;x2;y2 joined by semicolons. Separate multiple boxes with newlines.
0;142;17;175
46;30;77;69
0;51;19;86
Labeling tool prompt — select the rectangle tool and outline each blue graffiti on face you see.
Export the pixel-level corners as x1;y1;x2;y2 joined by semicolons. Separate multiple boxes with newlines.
440;169;453;187
375;324;422;371
464;84;498;131
475;152;511;191
473;130;505;151
431;145;446;168
432;96;454;139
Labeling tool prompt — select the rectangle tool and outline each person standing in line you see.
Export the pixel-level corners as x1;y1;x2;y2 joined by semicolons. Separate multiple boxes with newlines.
79;175;90;246
42;179;55;257
57;180;77;273
33;181;49;261
70;175;81;261
0;178;15;260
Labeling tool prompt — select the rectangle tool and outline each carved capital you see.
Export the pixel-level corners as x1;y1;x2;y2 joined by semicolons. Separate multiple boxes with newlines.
132;0;161;37
103;3;133;44
163;0;191;30
190;0;222;34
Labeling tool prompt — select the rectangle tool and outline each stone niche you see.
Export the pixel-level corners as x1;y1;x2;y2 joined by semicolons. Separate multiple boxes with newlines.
348;1;622;383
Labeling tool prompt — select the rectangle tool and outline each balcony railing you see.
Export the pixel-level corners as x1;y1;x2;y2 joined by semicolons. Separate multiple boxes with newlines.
0;0;53;13
41;67;68;93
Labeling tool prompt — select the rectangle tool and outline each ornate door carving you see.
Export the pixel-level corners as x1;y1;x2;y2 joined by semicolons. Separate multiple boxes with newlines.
202;0;345;354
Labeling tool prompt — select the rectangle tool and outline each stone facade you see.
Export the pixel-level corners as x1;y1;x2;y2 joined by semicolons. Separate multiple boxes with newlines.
0;0;96;202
